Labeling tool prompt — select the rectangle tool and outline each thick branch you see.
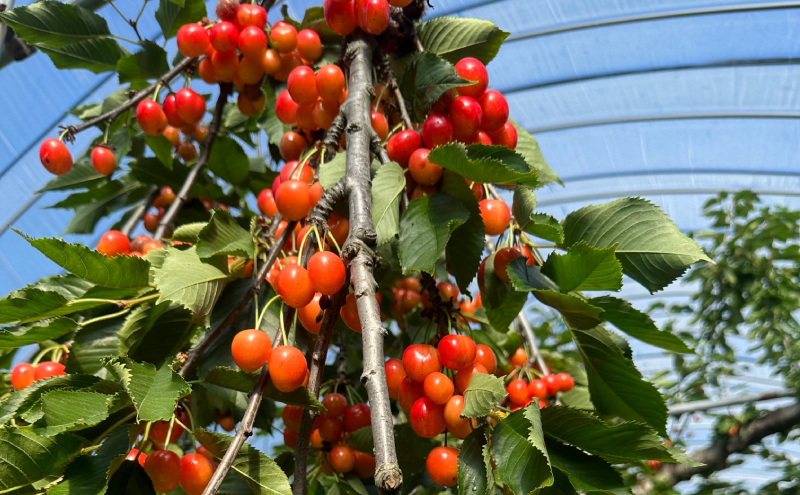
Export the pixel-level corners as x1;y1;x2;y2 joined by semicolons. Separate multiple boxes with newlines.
155;83;232;240
120;184;158;238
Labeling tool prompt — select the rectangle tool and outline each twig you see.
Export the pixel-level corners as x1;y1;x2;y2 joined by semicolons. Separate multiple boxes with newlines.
516;314;549;375
376;52;413;130
155;83;233;240
120;184;159;238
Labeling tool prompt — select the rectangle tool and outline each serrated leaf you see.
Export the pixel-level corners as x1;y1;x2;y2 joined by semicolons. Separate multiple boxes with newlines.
118;40;169;83
0;317;78;349
33;390;112;435
106;459;156;495
571;326;668;436
145;134;174;169
440;171;484;295
399;193;469;274
0;428;82;493
126;303;195;367
371;162;405;245
66;311;129;375
512;185;537;230
462;373;506;418
525;213;564;244
37;159;105;192
196;210;255;258
561;198;711;293
319;152;346;190
20;233;151;288
458;426;492;495
0;1;110;48
63;180;144;235
39;38;128;74
510;120;561;187
48;426;131;495
491;407;553;494
428;143;538;187
152;246;228;326
417;17;509;65
105;357;191;422
0;374;102;424
546;441;630;495
541;242;623;292
486;287;528;332
589;296;693;353
209;136;250;185
202;367;324;412
346;427;374;455
171;222;207;243
533;290;604;330
155;0;206;39
399;52;469;122
195;429;292;495
507;257;560;293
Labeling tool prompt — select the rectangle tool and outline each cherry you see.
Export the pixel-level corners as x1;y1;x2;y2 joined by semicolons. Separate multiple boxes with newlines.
91;146;115;175
277;264;315;308
97;230;131;257
454;362;487;394
288;66;319;105
270;346;308;392
402;344;441;383
494;247;522;282
343;403;371;432
437;335;477;371
145;450;182;493
276;180;312;222
196;446;215;462
238;56;265;85
143;212;160;233
426;446;459;488
527;379;547;400
421;114;454;149
281;428;298;449
384;358;407;400
280;160;314;183
316;415;342;444
307;251;346;296
282;405;304;430
38;138;73;176
507;379;529;405
443;395;467;428
156;186;176;207
215;409;236;431
487;121;518;150
150;410;189;445
231;329;272;372
262;49;282;76
371;111;389;141
11;363;35;390
309;182;324;208
648;460;661;471
509;348;527;368
257;189;278;218
136;99;168;136
174;89;206;125
466;130;493;145
473;344;497;374
216;0;238;22
407;148;442;186
177;23;210;58
353;452;376;479
423;372;454;405
479;199;511;236
295;102;318;131
324;0;358;36
298;293;323;334
478;90;509;132
237;25;266;59
340;292;362;333
543;374;560;396
329;213;350;247
431;89;455;116
211;49;239;82
454;57;488;99
323;392;348;417
178;141;198;160
310;429;324;449
180;453;215;495
270;23;297;53
520;245;537;266
235;4;267;29
296;29;322;61
399;375;425;411
410;397;447;438
279;131;307;161
275;90;298;125
387;129;421;168
354;0;390;34
448;417;473;439
450;96;483;140
130;235;152;253
163;126;180;147
210;21;239;52
126;449;148;468
238;92;266;116
436;281;459;303
313;99;339;129
557;373;575;392
330;445;356;473
274;51;303;81
142;240;163;254
199;57;217;84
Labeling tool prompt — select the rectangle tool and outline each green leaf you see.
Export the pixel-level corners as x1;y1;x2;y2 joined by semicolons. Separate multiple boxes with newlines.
457;426;493;495
510;120;562;187
319;152;346;190
66;311;128;375
37;159;105;192
118;40;170;83
417;17;509;65
20;233;151;288
525;213;564;244
196;210;255;259
571;326;668;436
507;257;560;293
398;52;469;122
39;38;128;74
440;171;485;295
512;186;537;230
346;427;374;455
195;429;292;495
589;296;693;353
533;290;604;330
0;1;110;48
371;162;406;246
106;460;156;495
145;135;174;170
491;406;553;494
50;179;144;235
202;367;324;412
0;317;77;349
48;426;131;495
130;157;191;190
171;222;207;243
105;357;191;422
123;303;195;367
155;0;207;39
481;251;508;309
546;441;630;495
152;246;228;326
428;143;538;187
208;136;250;185
0;374;103;424
561;198;711;293
33;390;112;435
0;428;82;493
541;242;623;292
398;194;469;274
486;288;527;333
462;374;506;418
393;424;437;475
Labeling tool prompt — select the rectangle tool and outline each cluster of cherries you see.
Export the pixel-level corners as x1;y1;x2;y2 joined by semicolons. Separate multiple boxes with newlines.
505;348;575;407
9;360;66;391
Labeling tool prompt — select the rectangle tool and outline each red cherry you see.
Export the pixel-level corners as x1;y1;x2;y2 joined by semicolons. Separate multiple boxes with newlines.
494;247;522;282
426;446;459;488
354;0;390;35
478;90;509;132
274;51;302;82
39;138;73;175
149;411;189;445
211;49;239;82
307;251;346;296
288;66;319;105
330;445;356;473
543;374;560;396
343;403;371;432
371;111;389;141
282;405;304;430
384;358;407;400
402;344;441;383
279;131;307;161
479;199;511;236
210;21;239;52
313;99;340;130
11;363;35;390
235;4;267;29
340;292;362;333
353;452;376;479
557;373;575;392
450;96;483;140
454;362;487;394
520;245;537;266
399;375;425;412
410;397;447;438
178;141;198;160
421;114;454;149
276;180;311;221
487;121;518;150
283;428;298;449
454;57;488;98
216;0;238;22
162;94;186;128
296;29;322;61
180;453;215;495
145;450;181;493
177;23;210;57
323;392;348;417
270;23;297;53
320;415;345;443
436;281;459;303
257;189;278;218
126;449;148;468
231;329;272;372
386;129;421;167
466;130;493;145
137;99;168;136
423;372;454;405
175;88;206;126
275;90;298;125
407;148;442;186
279;160;314;183
509;348;527;368
270;346;308;392
91;146;115;175
97;230;131;257
295;102;318;131
216;409;235;431
507;379;529;405
328;213;350;247
263;48;281;76
437;335;477;371
443;395;468;428
142;240;163;254
324;0;358;36
238;25;267;59
143;212;160;233
310;429;324;450
473;344;497;374
298;293;323;334
277;264;315;308
527;379;547;400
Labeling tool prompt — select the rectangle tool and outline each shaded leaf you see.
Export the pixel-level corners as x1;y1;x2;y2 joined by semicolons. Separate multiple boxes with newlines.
209;136;250;185
491;406;552;494
541;242;623;292
507;257;560;293
48;426;131;495
346;427;374;455
486;287;527;333
525;213;565;244
34;390;112;435
0;317;77;349
399;52;469;122
0;374;102;424
462;373;506;418
512;185;537;230
66;310;129;375
0;1;109;48
533;290;604;330
106;459;156;495
546;441;630;495
393;424;436;475
38;159;105;192
145;135;174;169
440;171;485;295
398;194;469;274
118;40;169;83
428;143;538;187
418;17;509;65
0;428;82;493
457;426;492;495
202;367;324;412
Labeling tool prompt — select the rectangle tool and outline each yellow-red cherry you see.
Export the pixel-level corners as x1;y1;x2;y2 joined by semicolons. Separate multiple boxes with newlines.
270;23;297;53
384;357;407;400
410;397;447;438
231;329;272;372
319;415;345;443
340;292;362;333
279;131;307;161
282;404;304;430
287;66;319;105
308;251;346;296
454;57;488;99
509;347;527;367
421;114;454;149
323;0;358;36
330;445;356;473
145;450;181;493
426;446;459;487
543;374;560;396
353;452;376;479
212;49;239;82
91;146;115;175
235;4;267;29
39;138;73;175
210;21;239;52
216;409;235;431
177;23;210;57
180;453;215;495
263;48;282;76
437;334;476;371
479;199;510;236
280;160;314;183
423;372;454;405
443;395;468;428
149;410;189;445
238;25;267;59
343;403;371;432
11;363;35;390
474;344;497;374
557;372;575;392
136;99;168;136
316;64;346;102
298;292;323;334
450;96;483;140
454;362;487;394
507;378;529;405
199;57;217;84
276;179;311;221
436;281;459;303
354;0;390;35
402;344;441;383
408;148;442;186
175;88;206;126
399;375;425;412
126;449;148;468
270;346;308;392
527;379;547;400
144;212;160;233
257;189;278;218
97;230;131;257
323;392;348;417
277;264;315;308
371;111;388;141
296;29;322;61
313;99;340;129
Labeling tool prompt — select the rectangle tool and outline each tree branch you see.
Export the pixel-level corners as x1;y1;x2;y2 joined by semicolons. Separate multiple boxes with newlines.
120;184;158;238
155;83;233;240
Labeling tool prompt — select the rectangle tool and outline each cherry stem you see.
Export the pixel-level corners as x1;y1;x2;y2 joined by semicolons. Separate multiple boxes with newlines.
255;294;281;330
